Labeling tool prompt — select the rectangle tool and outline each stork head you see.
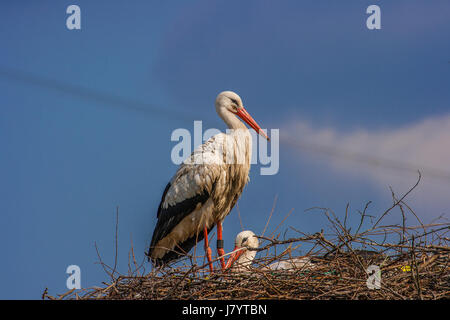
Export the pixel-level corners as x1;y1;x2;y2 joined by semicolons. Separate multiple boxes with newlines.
225;230;259;270
215;91;269;141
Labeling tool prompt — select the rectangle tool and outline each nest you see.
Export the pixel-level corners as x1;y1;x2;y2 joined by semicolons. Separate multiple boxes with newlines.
45;173;450;300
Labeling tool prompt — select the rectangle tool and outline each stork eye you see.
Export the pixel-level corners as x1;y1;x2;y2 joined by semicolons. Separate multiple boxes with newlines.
242;237;248;244
230;98;238;105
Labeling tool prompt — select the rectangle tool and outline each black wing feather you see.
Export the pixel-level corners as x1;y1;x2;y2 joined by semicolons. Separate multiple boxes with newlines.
147;181;213;265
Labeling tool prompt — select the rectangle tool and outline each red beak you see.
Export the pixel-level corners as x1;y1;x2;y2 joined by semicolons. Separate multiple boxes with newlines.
236;107;270;141
225;246;244;270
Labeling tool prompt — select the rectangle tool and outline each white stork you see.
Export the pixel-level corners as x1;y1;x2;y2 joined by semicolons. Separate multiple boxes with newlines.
225;230;316;272
147;91;269;271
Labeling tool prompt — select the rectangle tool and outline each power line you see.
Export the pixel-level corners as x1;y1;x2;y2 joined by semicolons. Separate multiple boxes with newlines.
280;134;450;182
2;66;450;183
0;66;195;123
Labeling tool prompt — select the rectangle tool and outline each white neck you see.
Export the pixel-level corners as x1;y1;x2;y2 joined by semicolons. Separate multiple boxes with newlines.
218;109;248;131
236;249;257;268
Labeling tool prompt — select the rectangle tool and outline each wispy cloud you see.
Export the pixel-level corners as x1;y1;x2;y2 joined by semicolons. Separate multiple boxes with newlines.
284;114;450;215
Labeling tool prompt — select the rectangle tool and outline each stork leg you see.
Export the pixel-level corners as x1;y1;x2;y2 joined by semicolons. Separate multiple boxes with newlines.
203;226;214;273
216;222;226;270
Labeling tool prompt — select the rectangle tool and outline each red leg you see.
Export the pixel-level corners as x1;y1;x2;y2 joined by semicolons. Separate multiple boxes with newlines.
216;222;226;270
203;226;213;273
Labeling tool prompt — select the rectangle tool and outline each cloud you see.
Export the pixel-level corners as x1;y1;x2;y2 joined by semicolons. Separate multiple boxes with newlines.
284;114;450;216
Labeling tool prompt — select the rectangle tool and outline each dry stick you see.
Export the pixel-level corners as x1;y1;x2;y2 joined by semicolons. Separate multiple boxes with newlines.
236;202;244;231
127;247;132;276
94;241;114;279
372;171;421;229
367;241;450;253
255;244;299;270
57;288;75;300
355;201;372;236
410;235;423;300
393;189;429;246
430;213;449;225
164;265;196;299
367;224;448;238
305;208;347;257
390;188;407;246
389;226;449;248
399;199;427;244
193;230;199;269
344;203;350;230
112;206;119;279
268;208;295;240
92;207;125;281
129;234;142;277
261;194;278;238
253;234;322;252
306;207;342;238
379;285;407;300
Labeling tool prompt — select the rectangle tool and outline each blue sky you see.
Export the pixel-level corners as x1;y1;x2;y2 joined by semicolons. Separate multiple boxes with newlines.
0;1;449;299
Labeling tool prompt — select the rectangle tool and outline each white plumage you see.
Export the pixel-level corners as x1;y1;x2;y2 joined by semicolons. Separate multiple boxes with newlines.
226;230;316;272
147;91;269;271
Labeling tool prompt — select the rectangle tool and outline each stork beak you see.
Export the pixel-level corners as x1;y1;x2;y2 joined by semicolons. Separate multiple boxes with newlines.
225;246;244;269
236;107;270;141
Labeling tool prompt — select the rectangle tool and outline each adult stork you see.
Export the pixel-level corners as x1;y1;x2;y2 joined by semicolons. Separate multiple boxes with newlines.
146;91;269;272
225;230;316;272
